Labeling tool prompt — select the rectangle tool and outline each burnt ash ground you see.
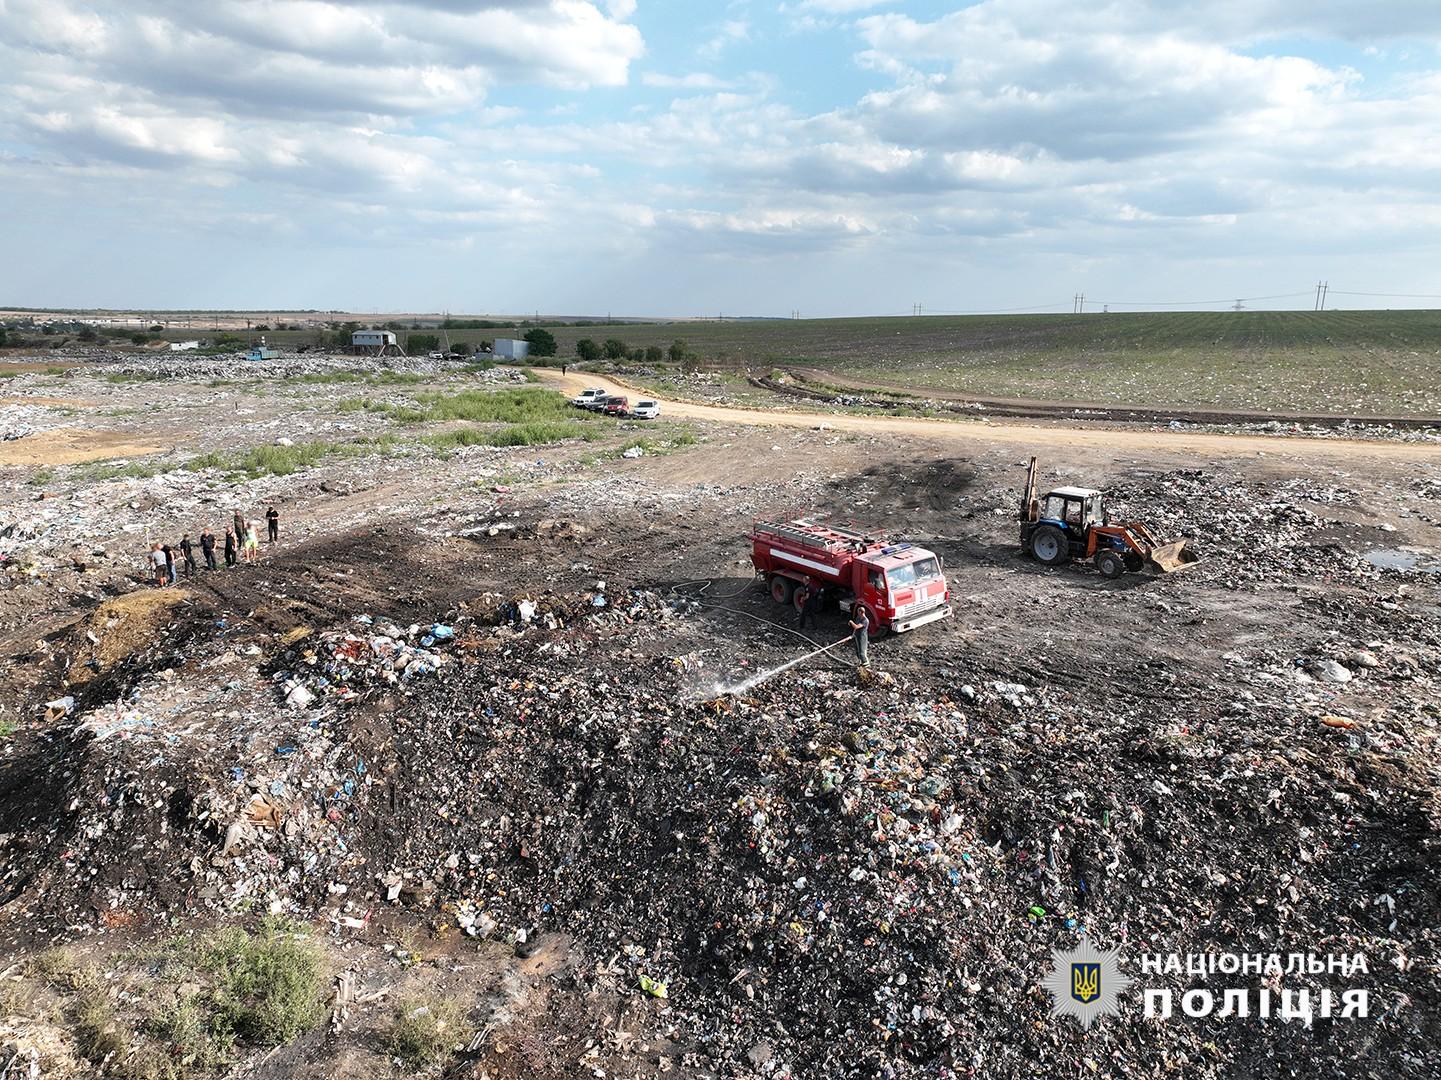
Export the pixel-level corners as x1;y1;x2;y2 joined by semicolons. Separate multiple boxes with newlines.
0;433;1438;1078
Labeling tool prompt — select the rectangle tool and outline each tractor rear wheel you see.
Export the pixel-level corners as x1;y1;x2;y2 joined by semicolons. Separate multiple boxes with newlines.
1030;524;1070;566
1096;550;1125;580
770;576;795;605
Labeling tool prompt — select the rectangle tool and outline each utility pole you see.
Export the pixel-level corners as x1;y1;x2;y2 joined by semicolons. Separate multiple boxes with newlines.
1074;293;1085;314
1320;282;1328;310
1314;281;1328;311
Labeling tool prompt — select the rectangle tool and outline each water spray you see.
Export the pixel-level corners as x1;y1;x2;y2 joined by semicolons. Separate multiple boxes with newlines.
712;635;854;698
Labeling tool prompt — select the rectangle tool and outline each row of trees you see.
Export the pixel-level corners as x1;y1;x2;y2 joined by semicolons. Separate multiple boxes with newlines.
573;337;687;365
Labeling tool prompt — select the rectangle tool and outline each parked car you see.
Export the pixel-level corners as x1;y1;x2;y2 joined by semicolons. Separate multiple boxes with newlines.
585;394;617;412
603;395;630;416
572;387;606;408
629;399;660;419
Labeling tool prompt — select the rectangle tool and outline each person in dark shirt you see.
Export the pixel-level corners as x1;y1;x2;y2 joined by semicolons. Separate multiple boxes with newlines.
179;533;197;573
223;529;237;567
200;528;217;570
161;543;177;586
802;581;823;631
848;605;871;667
266;506;280;542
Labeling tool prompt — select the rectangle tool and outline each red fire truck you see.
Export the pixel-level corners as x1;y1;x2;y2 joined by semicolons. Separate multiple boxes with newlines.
749;518;952;636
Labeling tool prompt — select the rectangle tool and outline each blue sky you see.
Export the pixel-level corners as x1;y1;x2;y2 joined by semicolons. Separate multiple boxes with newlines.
3;0;1441;316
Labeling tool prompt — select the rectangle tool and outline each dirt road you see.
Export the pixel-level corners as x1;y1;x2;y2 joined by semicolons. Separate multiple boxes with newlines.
541;371;1441;463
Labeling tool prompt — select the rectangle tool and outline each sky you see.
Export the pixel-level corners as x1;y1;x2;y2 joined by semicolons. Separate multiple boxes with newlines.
3;0;1441;316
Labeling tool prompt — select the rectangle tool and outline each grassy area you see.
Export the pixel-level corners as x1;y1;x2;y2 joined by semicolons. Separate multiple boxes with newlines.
103;372;170;384
31;920;326;1077
406;387;577;423
186;436;398;479
423;421;603;454
202;919;327;1045
618;430;699;457
78;459;170;482
282;369;441;386
358;386;617;453
385;996;475;1068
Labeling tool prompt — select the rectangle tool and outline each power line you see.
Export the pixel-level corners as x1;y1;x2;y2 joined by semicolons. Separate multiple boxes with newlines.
1328;289;1441;299
926;301;1072;315
1091;291;1313;307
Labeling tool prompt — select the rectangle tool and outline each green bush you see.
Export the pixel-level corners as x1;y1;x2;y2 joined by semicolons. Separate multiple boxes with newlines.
523;328;557;357
385;996;474;1068
407;333;440;356
147;993;232;1071
202;919;326;1046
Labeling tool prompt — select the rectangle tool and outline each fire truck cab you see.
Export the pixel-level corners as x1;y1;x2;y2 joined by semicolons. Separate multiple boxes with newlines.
749;518;951;636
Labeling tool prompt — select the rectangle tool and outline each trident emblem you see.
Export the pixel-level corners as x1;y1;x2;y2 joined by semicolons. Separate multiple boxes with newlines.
1071;962;1101;1004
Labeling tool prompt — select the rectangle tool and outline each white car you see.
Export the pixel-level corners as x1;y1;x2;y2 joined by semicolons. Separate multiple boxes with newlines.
572;387;607;408
629;399;660;419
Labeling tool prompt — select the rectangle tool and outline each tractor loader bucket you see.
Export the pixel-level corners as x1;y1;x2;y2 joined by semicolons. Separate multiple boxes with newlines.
1146;539;1201;573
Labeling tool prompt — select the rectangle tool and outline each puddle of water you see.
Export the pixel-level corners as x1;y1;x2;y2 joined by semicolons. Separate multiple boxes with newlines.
1364;548;1441;573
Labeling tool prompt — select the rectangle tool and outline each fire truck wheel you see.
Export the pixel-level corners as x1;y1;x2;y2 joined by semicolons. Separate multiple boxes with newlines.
1096;550;1125;580
1030;524;1070;566
770;576;795;605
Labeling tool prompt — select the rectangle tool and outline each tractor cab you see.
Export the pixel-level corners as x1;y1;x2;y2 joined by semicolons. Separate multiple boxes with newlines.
1038;487;1104;531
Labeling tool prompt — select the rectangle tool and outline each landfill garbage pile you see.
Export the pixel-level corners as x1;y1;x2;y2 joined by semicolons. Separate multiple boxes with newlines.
6;565;1433;1078
82;351;529;381
273;616;460;707
0;584;696;936
358;624;1441;1079
2;441;1439;1079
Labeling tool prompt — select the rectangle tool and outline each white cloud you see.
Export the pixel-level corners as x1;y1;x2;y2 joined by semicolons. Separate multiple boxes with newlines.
3;0;1441;312
789;0;894;12
698;19;750;60
641;72;733;89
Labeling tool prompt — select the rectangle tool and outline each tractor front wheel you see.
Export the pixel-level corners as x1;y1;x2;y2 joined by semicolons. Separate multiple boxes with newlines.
1030;525;1070;566
770;575;795;605
1096;550;1125;580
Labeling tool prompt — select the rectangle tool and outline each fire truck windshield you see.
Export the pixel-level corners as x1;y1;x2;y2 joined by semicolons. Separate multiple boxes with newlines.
886;556;940;589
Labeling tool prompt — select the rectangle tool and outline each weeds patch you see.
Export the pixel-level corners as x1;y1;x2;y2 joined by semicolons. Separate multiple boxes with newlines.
103;372;169;384
201;918;327;1046
185;437;398;479
385;996;475;1068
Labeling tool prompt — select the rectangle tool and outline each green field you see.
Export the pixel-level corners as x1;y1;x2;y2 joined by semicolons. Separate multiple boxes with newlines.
541;310;1441;416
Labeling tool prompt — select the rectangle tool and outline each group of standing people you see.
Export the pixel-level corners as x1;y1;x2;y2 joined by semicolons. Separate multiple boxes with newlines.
148;506;280;586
